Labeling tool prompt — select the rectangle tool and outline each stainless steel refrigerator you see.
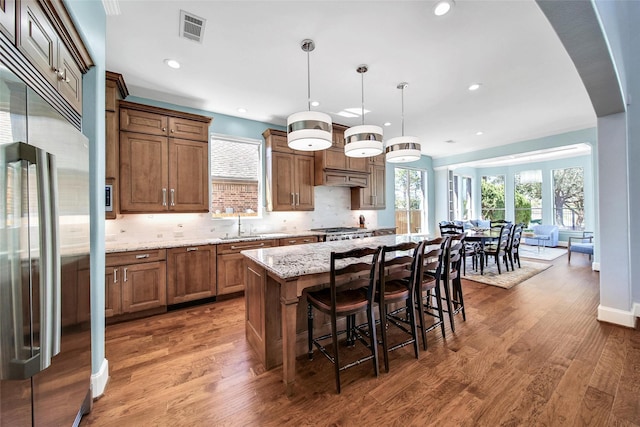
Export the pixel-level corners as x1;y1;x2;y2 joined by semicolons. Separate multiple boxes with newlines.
0;64;92;425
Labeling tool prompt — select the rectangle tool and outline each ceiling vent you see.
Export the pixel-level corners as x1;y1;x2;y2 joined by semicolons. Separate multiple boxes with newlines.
179;10;206;43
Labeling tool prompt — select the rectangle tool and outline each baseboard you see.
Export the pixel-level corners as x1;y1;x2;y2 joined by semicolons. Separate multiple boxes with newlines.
592;262;600;271
91;358;109;399
635;302;640;318
597;304;637;328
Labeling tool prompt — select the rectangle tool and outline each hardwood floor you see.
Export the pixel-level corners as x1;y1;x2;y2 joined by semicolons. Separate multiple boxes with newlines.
81;253;640;426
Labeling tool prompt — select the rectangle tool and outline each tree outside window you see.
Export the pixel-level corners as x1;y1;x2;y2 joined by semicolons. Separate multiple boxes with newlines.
395;168;426;234
514;170;542;225
481;175;505;220
553;167;584;230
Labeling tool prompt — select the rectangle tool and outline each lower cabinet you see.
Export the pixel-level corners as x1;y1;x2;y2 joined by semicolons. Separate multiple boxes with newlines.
278;236;319;246
217;239;277;295
105;249;167;318
166;245;217;304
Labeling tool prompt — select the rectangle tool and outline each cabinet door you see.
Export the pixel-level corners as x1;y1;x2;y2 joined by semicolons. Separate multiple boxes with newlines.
168;138;209;212
347;156;368;173
18;0;58;88
324;148;347;170
216;252;246;295
121;261;167;313
104;267;121;317
105;111;118;179
119;132;169;212
76;266;91;323
0;0;15;41
332;126;345;149
271;152;295;211
57;43;82;113
167;246;216;304
372;164;386;208
120;108;168;136
295;155;314;210
168;117;208;141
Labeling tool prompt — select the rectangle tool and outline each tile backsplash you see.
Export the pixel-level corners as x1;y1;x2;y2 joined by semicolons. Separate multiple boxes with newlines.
105;186;381;244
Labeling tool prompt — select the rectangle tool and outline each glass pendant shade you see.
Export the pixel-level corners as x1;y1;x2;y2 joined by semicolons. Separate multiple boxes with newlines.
385;136;421;163
344;125;383;157
287;111;333;151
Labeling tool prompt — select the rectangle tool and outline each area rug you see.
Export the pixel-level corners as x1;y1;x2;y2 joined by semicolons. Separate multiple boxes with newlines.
463;260;552;289
518;244;567;261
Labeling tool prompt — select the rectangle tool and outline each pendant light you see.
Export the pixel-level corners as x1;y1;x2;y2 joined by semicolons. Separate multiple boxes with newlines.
344;65;383;158
287;39;332;151
385;82;421;163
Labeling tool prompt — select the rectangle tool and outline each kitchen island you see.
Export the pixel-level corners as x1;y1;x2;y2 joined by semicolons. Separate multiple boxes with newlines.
241;234;430;393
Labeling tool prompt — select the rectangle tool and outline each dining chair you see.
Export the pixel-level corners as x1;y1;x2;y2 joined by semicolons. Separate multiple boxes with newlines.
376;240;423;373
305;246;381;393
506;223;524;270
483;223;513;274
415;237;446;350
440;221;478;275
440;233;467;332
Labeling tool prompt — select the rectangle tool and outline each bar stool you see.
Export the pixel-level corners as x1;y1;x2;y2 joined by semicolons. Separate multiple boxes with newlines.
415;237;446;350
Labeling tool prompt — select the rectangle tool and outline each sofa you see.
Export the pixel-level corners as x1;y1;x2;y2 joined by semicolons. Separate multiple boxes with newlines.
523;224;559;247
461;219;491;230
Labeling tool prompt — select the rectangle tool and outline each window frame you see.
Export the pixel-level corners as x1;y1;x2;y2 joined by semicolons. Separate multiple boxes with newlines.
481;174;506;221
209;133;263;219
394;167;428;234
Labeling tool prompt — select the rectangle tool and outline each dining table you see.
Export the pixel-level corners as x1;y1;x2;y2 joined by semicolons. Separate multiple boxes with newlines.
463;229;501;275
240;233;431;395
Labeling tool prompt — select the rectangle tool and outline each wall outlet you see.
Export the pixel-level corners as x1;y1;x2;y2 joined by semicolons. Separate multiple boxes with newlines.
174;231;184;238
156;233;163;239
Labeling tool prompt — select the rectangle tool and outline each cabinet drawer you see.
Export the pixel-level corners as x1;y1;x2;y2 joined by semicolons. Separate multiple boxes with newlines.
323;171;368;187
106;249;166;267
217;239;277;254
169;117;209;141
279;236;319;246
120;108;168;136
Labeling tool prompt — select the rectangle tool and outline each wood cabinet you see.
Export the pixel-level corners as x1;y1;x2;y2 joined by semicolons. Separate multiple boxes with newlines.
264;129;315;212
105;71;128;219
351;162;386;210
119;101;211;213
105;249;167;318
278;235;319;246
217;239;276;295
18;0;82;112
314;124;369;187
166;245;216;305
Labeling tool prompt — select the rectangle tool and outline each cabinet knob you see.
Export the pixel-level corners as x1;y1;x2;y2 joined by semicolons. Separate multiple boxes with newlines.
162;127;167;132
170;129;174;133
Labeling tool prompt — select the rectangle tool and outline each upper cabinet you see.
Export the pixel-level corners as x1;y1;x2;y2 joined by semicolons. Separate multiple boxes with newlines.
105;71;129;220
118;101;212;214
314;124;369;187
351;154;386;210
264;128;315;212
1;0;93;127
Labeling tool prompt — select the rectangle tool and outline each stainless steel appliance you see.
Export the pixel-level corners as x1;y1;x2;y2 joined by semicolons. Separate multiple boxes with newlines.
1;64;92;426
310;227;374;241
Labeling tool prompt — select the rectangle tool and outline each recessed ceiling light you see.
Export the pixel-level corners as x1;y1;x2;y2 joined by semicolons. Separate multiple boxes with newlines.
311;101;320;107
383;122;392;127
433;0;454;16
164;59;181;69
468;83;482;91
476;131;484;136
237;108;247;113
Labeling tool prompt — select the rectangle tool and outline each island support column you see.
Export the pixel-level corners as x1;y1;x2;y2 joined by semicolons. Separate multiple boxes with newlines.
280;278;299;395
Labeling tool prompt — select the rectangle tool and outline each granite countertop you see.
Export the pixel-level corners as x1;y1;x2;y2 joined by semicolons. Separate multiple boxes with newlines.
105;231;325;253
241;234;432;280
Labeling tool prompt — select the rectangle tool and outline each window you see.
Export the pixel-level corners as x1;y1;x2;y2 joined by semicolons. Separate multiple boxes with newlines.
210;134;262;218
514;170;542;225
481;175;505;220
553;167;584;230
394;168;427;234
453;175;472;220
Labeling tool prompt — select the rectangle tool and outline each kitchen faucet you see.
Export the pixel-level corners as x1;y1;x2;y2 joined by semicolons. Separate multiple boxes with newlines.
237;214;242;236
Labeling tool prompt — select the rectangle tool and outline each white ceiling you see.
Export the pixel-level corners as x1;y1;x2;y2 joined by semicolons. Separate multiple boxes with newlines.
105;0;597;159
